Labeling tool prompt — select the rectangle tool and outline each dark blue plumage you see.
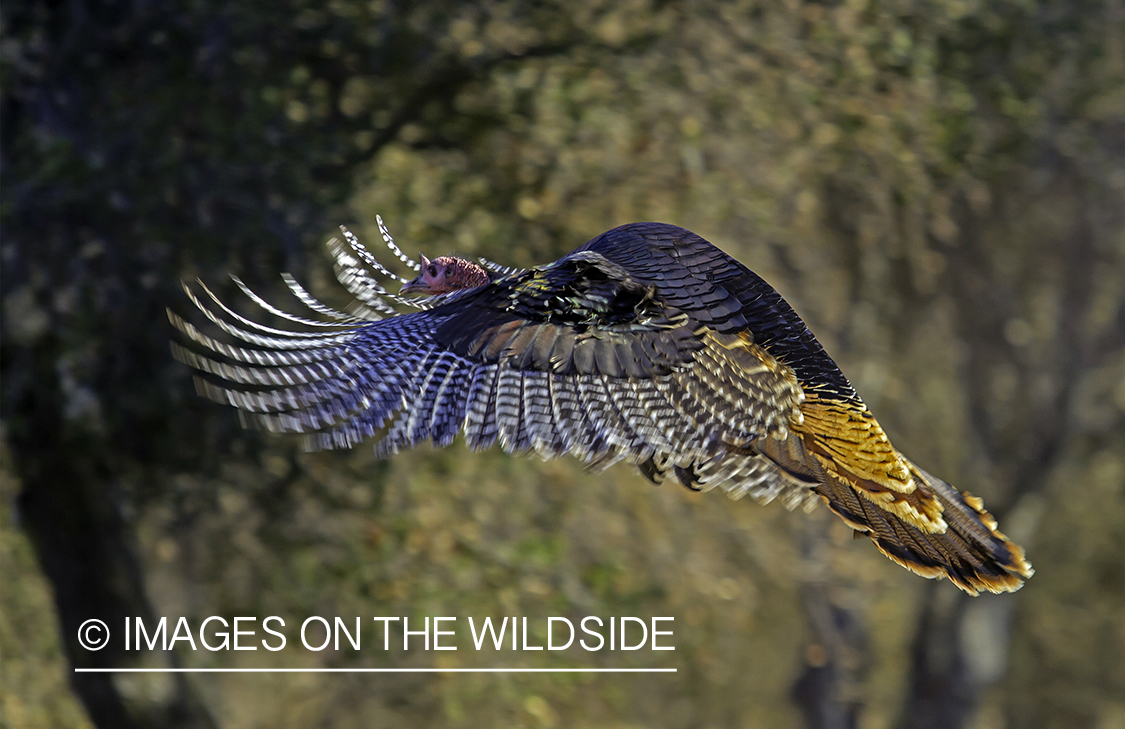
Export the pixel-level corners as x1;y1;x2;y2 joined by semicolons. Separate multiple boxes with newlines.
172;221;1032;594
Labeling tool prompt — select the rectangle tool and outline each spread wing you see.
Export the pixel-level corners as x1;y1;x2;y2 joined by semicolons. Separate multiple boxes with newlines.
171;224;813;510
171;221;1032;594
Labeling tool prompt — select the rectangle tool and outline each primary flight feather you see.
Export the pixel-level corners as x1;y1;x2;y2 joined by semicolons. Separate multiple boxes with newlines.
171;221;1033;595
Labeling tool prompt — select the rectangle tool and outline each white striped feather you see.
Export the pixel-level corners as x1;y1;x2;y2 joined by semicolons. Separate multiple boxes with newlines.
520;371;565;459
280;273;379;323
697;346;799;436
602;378;665;459
173;223;820;515
375;215;420;273
403;350;464;446
546;374;581;457
170;343;345;388
428;363;473;448
494;369;530;455
463;365;501;451
231;276;369;327
194;280;353;342
182;284;354;350
374;345;443;457
477;257;523;276
575;376;635;452
168;310;348;367
328;237;408;316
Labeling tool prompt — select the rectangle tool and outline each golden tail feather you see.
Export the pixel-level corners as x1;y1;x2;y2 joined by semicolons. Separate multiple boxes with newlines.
811;455;1033;594
775;393;1033;594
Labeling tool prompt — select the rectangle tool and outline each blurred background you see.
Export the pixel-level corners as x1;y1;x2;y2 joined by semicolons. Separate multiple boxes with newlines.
2;1;1123;728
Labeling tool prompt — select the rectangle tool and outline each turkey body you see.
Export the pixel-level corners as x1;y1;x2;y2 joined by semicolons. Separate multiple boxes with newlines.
172;222;1032;594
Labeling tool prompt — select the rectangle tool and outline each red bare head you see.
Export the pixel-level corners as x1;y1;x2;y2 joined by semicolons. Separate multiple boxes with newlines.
400;255;490;296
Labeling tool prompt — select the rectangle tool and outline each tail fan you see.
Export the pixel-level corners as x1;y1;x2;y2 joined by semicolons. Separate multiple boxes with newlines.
812;455;1033;594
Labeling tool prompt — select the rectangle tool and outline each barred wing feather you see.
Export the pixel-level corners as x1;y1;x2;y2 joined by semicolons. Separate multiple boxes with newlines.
172;221;1033;595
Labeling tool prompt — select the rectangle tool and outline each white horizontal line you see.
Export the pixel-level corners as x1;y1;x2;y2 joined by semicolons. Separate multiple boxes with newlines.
75;667;676;673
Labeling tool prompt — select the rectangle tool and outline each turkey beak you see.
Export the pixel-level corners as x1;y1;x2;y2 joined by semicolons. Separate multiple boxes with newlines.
400;254;430;295
400;274;427;295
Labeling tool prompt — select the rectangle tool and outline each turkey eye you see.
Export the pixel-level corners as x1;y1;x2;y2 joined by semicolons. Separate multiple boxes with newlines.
427;264;439;277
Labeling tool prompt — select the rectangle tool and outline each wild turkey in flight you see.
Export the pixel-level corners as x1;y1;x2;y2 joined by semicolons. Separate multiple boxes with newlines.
171;220;1033;595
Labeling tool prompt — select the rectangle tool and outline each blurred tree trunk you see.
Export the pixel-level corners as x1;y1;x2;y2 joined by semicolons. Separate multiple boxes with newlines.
899;586;973;729
14;402;218;729
899;154;1117;727
792;515;867;729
